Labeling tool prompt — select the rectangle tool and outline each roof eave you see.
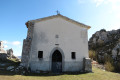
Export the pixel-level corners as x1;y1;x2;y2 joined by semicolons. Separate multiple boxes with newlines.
26;14;91;29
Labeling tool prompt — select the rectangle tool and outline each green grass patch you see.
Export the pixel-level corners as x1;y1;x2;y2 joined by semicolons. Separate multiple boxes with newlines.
0;66;120;80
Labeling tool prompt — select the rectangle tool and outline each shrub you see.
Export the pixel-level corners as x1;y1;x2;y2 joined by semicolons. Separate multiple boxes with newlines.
105;61;115;72
100;29;106;32
104;55;112;63
104;55;115;71
89;50;96;60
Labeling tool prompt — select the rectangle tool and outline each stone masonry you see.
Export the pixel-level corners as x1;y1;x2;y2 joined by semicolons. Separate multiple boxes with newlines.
0;41;7;60
21;21;34;68
83;58;92;72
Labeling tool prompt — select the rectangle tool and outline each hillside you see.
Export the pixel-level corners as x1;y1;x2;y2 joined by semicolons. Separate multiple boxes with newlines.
89;29;120;72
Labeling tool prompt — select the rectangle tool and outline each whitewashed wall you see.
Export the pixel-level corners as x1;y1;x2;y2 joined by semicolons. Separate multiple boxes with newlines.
29;17;89;72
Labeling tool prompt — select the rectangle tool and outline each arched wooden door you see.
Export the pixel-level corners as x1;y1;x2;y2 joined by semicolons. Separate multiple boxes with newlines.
52;50;62;73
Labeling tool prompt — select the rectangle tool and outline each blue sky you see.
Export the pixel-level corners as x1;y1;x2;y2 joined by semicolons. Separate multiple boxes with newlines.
0;0;120;56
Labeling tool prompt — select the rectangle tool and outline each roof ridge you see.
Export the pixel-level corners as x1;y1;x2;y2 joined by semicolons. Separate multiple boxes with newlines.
26;14;91;29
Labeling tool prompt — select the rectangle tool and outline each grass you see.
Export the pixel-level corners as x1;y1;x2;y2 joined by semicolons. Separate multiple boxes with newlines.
0;66;120;80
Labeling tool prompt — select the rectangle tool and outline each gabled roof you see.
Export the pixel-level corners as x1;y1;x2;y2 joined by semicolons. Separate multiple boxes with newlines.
26;14;91;29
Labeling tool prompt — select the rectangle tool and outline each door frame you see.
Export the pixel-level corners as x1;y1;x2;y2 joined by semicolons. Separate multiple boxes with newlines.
49;47;65;72
52;50;62;73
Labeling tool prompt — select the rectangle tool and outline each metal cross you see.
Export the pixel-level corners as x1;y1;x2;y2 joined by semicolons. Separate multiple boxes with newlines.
56;10;60;14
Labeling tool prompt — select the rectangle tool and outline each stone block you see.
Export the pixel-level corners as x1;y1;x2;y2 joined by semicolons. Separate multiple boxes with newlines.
83;58;92;72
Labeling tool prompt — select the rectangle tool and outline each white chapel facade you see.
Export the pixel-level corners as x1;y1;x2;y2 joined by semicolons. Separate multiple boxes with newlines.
21;14;92;73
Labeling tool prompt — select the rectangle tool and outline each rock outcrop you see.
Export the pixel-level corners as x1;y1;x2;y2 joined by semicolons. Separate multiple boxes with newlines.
89;29;120;69
0;41;20;61
89;29;120;71
89;29;120;62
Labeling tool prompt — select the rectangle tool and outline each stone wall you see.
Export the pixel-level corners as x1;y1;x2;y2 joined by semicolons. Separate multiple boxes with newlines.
21;21;34;68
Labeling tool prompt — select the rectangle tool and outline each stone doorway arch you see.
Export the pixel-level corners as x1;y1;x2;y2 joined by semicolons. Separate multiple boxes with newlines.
52;50;62;73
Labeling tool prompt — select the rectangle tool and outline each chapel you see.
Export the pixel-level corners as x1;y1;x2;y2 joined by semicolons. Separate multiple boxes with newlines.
21;14;92;73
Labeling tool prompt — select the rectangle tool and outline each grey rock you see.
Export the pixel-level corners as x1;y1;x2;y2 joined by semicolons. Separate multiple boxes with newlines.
0;41;19;61
83;58;92;72
7;66;14;70
89;28;120;70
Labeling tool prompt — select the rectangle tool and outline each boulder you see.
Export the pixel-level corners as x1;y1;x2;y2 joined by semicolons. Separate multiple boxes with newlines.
83;58;92;72
7;66;14;70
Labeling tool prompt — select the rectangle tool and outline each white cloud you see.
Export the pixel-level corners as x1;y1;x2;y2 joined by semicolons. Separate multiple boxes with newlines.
3;40;8;44
1;40;22;56
4;45;8;48
12;41;21;46
107;23;120;31
92;0;120;7
2;40;21;46
93;0;120;22
112;24;120;30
